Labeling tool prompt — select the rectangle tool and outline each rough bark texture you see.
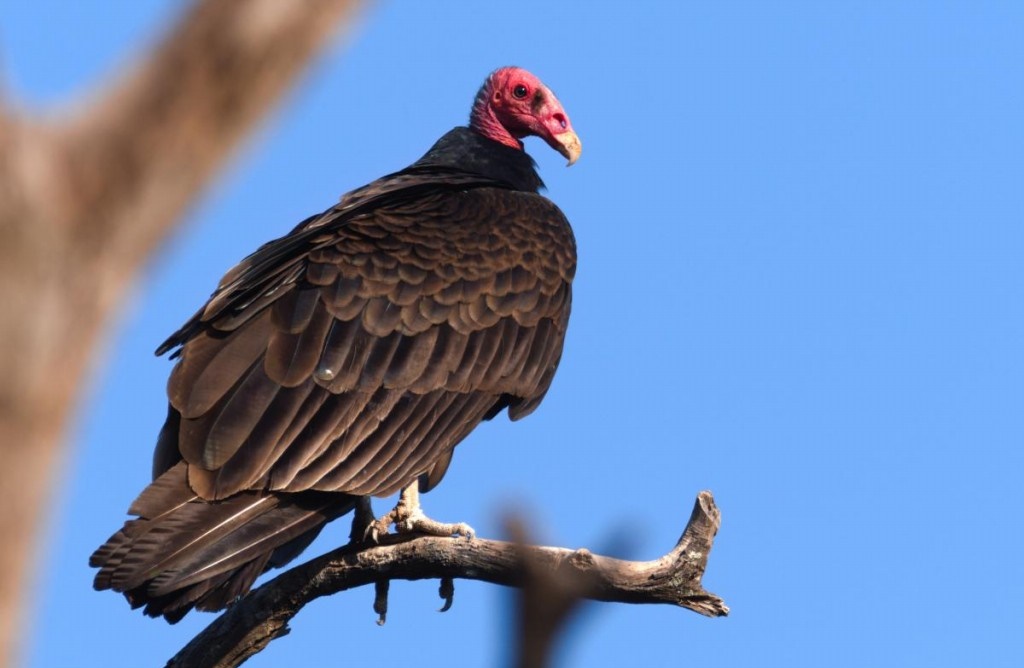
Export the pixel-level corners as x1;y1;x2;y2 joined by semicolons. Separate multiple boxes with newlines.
0;1;365;664
167;492;727;668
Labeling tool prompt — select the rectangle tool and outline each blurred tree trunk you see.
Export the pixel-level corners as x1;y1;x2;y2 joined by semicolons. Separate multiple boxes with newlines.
0;1;365;664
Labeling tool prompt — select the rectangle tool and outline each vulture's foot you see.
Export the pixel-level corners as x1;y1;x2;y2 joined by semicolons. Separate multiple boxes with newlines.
365;484;474;543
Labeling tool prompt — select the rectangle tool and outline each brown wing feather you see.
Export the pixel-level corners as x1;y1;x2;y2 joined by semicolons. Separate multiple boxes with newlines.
168;312;273;419
265;301;334;386
164;188;573;503
265;389;379;489
371;392;500;496
192;380;316;498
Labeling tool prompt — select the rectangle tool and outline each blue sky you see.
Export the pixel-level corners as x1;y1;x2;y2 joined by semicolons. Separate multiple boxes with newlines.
5;1;1023;666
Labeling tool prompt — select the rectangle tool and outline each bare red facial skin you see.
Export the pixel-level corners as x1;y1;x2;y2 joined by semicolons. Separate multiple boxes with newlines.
469;67;581;165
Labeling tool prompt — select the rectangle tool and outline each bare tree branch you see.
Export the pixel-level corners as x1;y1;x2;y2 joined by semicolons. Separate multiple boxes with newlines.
167;492;728;668
0;1;366;663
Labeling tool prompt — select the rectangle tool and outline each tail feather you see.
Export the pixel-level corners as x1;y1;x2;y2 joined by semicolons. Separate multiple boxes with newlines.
131;550;273;622
147;491;344;595
91;462;355;622
116;496;276;591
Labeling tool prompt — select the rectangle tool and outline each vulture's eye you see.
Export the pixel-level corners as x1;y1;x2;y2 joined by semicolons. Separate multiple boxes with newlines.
513;84;528;99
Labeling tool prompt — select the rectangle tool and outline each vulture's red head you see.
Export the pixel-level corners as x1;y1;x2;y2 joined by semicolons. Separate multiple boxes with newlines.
470;66;581;166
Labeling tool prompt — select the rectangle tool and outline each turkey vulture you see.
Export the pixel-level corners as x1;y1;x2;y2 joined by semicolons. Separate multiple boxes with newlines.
90;66;581;622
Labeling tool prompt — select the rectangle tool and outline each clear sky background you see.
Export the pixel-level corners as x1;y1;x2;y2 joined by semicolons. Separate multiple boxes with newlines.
4;1;1022;666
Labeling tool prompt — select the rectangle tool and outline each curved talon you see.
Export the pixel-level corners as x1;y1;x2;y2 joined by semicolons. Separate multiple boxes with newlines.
363;511;396;544
350;497;377;544
438;577;454;612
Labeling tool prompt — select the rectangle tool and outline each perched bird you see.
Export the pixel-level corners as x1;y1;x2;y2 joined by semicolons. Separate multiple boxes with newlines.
90;67;581;622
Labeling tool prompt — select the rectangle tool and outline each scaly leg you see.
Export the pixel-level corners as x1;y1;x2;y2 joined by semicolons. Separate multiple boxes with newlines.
365;484;474;542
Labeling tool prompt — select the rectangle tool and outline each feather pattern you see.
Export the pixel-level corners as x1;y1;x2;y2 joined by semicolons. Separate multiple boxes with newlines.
93;125;576;622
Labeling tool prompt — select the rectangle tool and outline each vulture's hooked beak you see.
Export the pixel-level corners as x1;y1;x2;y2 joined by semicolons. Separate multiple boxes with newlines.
555;131;582;166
